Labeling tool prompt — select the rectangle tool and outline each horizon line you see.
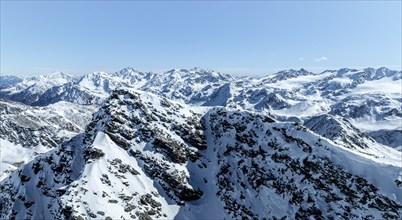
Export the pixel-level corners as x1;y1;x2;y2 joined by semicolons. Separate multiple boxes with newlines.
1;65;401;77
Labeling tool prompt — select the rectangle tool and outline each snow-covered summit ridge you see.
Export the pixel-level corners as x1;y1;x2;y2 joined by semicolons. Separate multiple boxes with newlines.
0;71;76;104
7;71;74;91
0;75;22;88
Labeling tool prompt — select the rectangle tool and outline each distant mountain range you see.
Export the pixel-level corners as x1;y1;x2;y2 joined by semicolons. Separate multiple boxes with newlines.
1;67;400;144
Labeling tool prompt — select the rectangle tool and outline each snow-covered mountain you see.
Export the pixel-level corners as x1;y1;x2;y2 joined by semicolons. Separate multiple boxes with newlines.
0;72;75;105
235;68;402;149
1;66;400;147
0;89;207;219
0;66;401;219
303;114;400;160
33;68;155;106
1;89;401;219
0;75;22;89
29;67;234;106
144;68;235;104
0;100;96;180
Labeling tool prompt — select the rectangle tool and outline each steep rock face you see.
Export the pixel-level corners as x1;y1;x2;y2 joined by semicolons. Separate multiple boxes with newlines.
0;90;207;219
304;114;376;150
202;83;233;107
1;90;401;219
303;114;402;165
368;129;402;151
329;94;402;120
253;92;291;110
201;109;401;219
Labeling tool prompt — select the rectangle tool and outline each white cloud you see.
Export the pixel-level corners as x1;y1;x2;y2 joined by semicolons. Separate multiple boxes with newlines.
313;56;328;62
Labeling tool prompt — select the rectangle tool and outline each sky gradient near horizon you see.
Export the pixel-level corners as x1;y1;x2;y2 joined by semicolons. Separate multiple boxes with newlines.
1;1;401;76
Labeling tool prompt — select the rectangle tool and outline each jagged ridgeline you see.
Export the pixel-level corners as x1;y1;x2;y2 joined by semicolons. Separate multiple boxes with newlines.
1;89;401;219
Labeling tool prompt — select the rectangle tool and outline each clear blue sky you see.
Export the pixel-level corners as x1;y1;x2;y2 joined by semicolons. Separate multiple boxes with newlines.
1;1;401;76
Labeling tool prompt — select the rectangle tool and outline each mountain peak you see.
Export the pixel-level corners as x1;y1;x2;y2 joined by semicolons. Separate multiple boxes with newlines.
118;67;141;74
